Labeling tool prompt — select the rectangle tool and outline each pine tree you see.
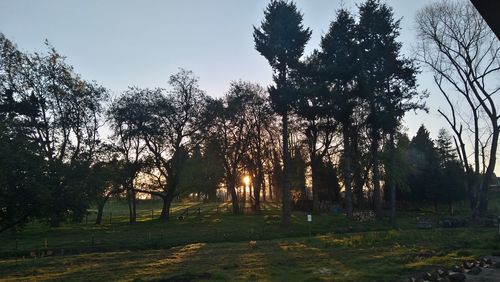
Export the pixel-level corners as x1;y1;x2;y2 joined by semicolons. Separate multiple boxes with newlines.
254;0;311;227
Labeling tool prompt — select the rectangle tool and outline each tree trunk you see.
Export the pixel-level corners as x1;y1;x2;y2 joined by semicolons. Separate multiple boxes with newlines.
371;135;382;218
475;124;498;217
269;171;274;201
128;187;137;224
253;176;262;212
282;112;291;227
228;178;240;214
343;126;353;219
389;132;396;222
351;134;364;207
262;175;267;203
160;195;172;221
311;158;320;213
50;213;62;227
243;184;247;204
95;203;105;225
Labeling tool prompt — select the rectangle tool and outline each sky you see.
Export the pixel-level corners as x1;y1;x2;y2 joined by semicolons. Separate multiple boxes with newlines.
0;0;497;173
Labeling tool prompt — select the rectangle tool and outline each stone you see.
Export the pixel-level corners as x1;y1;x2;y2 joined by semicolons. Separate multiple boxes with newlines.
483;257;492;264
426;271;439;281
448;272;466;282
468;266;482;275
437;269;449;277
463;261;475;269
451;265;463;273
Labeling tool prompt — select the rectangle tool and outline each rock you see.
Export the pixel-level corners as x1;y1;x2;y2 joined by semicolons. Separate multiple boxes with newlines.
492;261;500;269
437;269;449;277
468;266;482;275
463;261;475;269
451;265;463;273
448;272;466;282
437;278;450;282
483;257;492;264
427;271;439;281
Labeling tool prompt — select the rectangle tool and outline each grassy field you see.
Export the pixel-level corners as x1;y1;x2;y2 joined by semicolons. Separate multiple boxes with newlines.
1;197;500;281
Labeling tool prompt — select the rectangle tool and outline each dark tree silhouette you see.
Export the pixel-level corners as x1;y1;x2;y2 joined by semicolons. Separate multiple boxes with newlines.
357;0;423;219
417;0;499;218
254;0;311;227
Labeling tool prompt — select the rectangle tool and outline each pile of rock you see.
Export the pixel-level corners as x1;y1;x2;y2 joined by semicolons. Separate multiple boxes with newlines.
441;218;467;228
352;211;375;222
409;256;500;281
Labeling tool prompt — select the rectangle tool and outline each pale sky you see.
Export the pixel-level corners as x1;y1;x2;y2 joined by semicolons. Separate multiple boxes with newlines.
0;0;497;173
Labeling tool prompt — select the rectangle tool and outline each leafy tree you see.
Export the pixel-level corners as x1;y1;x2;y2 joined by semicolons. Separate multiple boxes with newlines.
135;69;208;221
0;88;48;232
87;156;123;225
108;88;148;224
242;84;274;212
0;34;107;227
254;0;311;227
208;81;256;214
179;141;224;201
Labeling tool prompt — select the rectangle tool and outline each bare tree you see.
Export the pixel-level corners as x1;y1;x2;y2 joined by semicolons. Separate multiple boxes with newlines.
417;0;499;217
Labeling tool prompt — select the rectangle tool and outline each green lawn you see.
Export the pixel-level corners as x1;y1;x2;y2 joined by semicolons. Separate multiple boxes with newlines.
1;198;500;281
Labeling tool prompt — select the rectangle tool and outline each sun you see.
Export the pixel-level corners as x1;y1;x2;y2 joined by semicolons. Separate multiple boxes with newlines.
243;175;251;186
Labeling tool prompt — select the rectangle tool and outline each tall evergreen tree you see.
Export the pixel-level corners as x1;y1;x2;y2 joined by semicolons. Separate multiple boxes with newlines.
254;0;311;227
357;0;423;219
436;128;456;167
318;9;360;218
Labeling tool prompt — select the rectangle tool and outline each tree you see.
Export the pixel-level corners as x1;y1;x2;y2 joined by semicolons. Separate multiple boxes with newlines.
243;84;274;212
0;34;108;227
436;128;456;167
87;155;122;225
316;8;359;218
294;51;338;214
108;88;148;224
254;0;311;227
209;81;256;214
178;141;224;202
408;125;441;207
417;0;499;217
0;88;48;232
136;69;208;221
357;0;423;219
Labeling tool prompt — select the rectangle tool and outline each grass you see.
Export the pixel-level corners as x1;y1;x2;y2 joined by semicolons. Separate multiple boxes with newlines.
1;196;500;281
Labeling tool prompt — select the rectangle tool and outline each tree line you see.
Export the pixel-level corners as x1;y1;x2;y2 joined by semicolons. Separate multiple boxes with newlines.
0;0;498;232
